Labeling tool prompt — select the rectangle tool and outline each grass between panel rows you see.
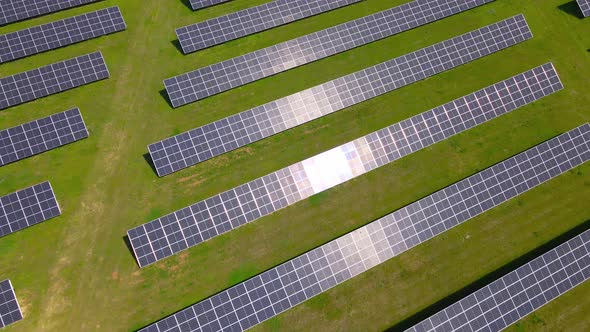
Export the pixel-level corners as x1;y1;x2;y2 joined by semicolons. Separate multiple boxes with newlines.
0;0;589;331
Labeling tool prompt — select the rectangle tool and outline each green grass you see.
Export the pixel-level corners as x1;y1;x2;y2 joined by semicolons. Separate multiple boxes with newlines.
0;0;589;331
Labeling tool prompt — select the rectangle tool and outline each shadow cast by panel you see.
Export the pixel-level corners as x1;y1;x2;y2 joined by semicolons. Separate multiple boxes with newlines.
180;0;194;11
159;89;174;109
123;235;140;268
385;219;590;332
143;153;159;177
557;1;585;19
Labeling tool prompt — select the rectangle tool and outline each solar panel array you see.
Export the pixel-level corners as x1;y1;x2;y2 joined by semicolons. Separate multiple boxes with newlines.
407;229;590;332
0;108;89;166
164;0;495;107
177;0;361;53
0;181;60;238
133;62;561;268
152;14;532;176
138;124;590;332
190;0;232;11
0;280;22;328
0;6;126;64
0;0;102;26
0;51;109;110
577;0;590;17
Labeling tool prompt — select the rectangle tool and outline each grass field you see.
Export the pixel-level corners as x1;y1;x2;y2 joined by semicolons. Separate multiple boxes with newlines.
0;0;589;331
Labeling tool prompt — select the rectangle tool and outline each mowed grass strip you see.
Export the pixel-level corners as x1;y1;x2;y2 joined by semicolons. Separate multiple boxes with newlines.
0;0;588;331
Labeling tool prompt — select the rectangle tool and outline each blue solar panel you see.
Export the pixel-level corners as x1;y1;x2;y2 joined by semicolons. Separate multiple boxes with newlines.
190;0;232;11
0;181;61;238
0;108;89;166
0;0;102;26
407;229;590;332
0;6;126;63
138;123;590;332
164;0;496;107
152;14;532;176
132;61;562;268
0;280;22;328
577;0;590;17
177;0;361;53
0;52;109;110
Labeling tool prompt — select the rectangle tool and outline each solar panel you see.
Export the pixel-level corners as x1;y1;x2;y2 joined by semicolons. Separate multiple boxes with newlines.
152;14;533;176
164;0;496;107
177;0;361;53
190;0;232;11
407;229;590;332
0;0;102;26
133;62;563;268
138;124;590;332
0;280;22;328
0;51;109;110
0;108;89;166
577;0;590;17
0;6;126;64
0;181;60;238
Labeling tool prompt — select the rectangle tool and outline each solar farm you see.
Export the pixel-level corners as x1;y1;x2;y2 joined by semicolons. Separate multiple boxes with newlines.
0;0;589;331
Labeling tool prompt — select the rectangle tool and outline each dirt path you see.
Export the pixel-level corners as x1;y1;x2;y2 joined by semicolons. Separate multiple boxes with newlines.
33;2;163;330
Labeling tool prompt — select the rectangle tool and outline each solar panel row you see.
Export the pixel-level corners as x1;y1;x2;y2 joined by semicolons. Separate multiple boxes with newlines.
0;0;102;26
0;181;60;238
139;123;590;332
190;0;232;11
177;0;361;53
152;14;532;176
0;6;126;64
0;51;109;110
407;229;590;332
0;108;89;167
577;0;590;17
133;61;561;268
164;0;496;107
0;280;22;328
